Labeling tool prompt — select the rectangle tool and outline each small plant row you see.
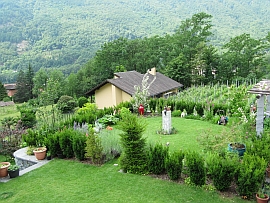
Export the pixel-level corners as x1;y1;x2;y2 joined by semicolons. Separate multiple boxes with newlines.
147;142;267;200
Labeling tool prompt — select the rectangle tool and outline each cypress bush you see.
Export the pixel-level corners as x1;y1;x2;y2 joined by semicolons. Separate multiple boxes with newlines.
185;151;206;186
206;152;239;191
78;96;88;108
118;111;148;174
59;128;74;158
165;150;185;180
85;128;103;165
236;154;267;199
148;143;169;175
72;131;87;161
57;95;77;113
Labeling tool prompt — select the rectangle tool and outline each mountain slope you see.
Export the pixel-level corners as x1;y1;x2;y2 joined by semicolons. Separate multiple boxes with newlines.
0;0;269;82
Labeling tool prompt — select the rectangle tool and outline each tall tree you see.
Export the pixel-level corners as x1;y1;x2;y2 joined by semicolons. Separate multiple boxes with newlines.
25;63;35;100
222;33;267;80
33;68;49;96
167;12;213;87
164;53;191;88
0;81;8;101
13;70;27;103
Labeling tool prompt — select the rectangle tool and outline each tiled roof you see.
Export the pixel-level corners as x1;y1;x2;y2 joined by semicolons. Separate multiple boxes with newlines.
4;84;16;90
86;70;183;96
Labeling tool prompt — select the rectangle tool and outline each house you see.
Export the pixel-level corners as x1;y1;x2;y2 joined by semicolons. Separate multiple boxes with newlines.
85;68;183;109
4;84;16;97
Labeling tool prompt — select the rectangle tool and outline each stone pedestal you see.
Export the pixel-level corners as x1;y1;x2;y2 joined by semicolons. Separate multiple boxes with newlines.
162;110;172;134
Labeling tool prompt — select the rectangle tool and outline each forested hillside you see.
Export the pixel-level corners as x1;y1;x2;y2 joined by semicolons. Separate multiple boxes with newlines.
0;0;269;82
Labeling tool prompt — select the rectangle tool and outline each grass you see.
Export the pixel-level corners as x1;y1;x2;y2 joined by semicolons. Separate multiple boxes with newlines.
0;159;249;203
0;105;20;121
143;117;224;152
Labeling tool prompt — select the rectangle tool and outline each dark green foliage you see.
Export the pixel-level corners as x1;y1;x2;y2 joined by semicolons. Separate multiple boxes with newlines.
59;128;74;158
245;132;270;162
165;150;185;180
13;70;28;103
118;111;148;174
85;128;103;165
57;95;77;113
72;131;87;161
236;154;267;199
46;132;61;157
78;96;88;108
22;129;44;147
3;96;11;102
148;143;169;175
185;151;206;186
22;129;38;146
17;103;37;128
206;152;238;191
0;82;8;101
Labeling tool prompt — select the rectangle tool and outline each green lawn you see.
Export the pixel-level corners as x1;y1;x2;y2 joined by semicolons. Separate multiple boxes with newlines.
0;105;20;121
0;159;251;203
143;117;225;152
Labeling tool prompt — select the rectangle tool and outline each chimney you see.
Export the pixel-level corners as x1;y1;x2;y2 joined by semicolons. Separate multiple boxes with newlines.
149;67;156;76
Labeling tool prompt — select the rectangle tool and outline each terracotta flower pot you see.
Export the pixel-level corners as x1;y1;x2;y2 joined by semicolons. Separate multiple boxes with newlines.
33;147;47;160
256;193;269;203
0;162;11;177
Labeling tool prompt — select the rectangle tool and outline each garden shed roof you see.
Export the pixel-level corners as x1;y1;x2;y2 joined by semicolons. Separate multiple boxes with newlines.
247;79;270;95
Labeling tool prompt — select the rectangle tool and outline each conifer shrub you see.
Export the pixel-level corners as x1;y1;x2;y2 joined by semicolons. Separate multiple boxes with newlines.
72;131;87;161
185;151;206;186
205;152;238;191
18;105;37;128
118;111;148;174
59;128;74;158
47;132;61;157
85;128;103;165
148;143;169;175
78;96;88;108
22;129;38;146
172;110;182;117
236;154;267;199
165;150;185;180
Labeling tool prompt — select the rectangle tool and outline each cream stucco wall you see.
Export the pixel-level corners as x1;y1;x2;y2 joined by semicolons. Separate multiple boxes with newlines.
95;83;113;109
95;83;132;109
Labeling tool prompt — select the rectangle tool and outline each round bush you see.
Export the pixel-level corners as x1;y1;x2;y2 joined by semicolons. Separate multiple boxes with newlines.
57;95;77;113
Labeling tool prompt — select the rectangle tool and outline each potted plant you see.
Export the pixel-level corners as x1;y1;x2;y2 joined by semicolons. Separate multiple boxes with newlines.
256;188;269;203
33;146;47;160
0;162;11;177
228;142;246;156
8;164;20;178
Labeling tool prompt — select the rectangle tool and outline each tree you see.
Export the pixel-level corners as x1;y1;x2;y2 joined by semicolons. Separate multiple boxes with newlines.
222;33;268;80
13;70;28;103
33;68;48;96
131;70;156;111
166;12;213;87
164;53;191;88
118;111;148;174
0;81;8;101
25;63;35;100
